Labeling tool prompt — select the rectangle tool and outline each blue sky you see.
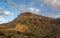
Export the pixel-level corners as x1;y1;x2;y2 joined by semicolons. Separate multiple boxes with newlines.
0;0;60;24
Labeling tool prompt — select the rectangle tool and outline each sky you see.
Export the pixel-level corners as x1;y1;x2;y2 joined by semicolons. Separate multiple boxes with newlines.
0;0;60;24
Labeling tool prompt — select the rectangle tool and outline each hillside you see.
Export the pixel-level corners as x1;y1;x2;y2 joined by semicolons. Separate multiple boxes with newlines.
0;12;60;38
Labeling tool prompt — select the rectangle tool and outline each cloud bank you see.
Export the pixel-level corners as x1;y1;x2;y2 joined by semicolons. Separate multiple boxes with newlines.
6;0;60;18
0;10;11;16
36;0;60;10
19;5;40;14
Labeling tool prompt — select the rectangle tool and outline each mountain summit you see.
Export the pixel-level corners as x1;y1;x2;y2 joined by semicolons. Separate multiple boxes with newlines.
0;12;60;38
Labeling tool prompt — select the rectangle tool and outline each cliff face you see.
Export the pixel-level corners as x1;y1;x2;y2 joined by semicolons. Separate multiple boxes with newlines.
0;12;60;38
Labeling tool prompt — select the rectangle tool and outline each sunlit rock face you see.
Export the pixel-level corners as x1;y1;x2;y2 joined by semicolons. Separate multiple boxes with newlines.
0;12;60;38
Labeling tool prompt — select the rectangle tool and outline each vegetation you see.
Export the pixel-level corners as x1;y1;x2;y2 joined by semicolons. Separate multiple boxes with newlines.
0;12;60;38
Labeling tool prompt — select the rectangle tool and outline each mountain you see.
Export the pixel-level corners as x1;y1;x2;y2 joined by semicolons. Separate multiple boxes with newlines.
0;12;60;38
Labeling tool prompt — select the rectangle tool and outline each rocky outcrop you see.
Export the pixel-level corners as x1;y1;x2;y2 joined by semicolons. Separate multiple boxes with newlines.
0;12;60;38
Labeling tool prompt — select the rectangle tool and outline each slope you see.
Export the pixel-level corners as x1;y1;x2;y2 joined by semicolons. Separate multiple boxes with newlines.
0;12;60;38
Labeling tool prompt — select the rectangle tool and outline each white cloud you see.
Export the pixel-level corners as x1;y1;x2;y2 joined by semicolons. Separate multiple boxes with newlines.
7;0;40;14
19;5;40;14
36;0;60;10
22;7;40;14
0;11;11;16
4;11;11;15
6;0;60;18
28;7;40;14
46;12;60;18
